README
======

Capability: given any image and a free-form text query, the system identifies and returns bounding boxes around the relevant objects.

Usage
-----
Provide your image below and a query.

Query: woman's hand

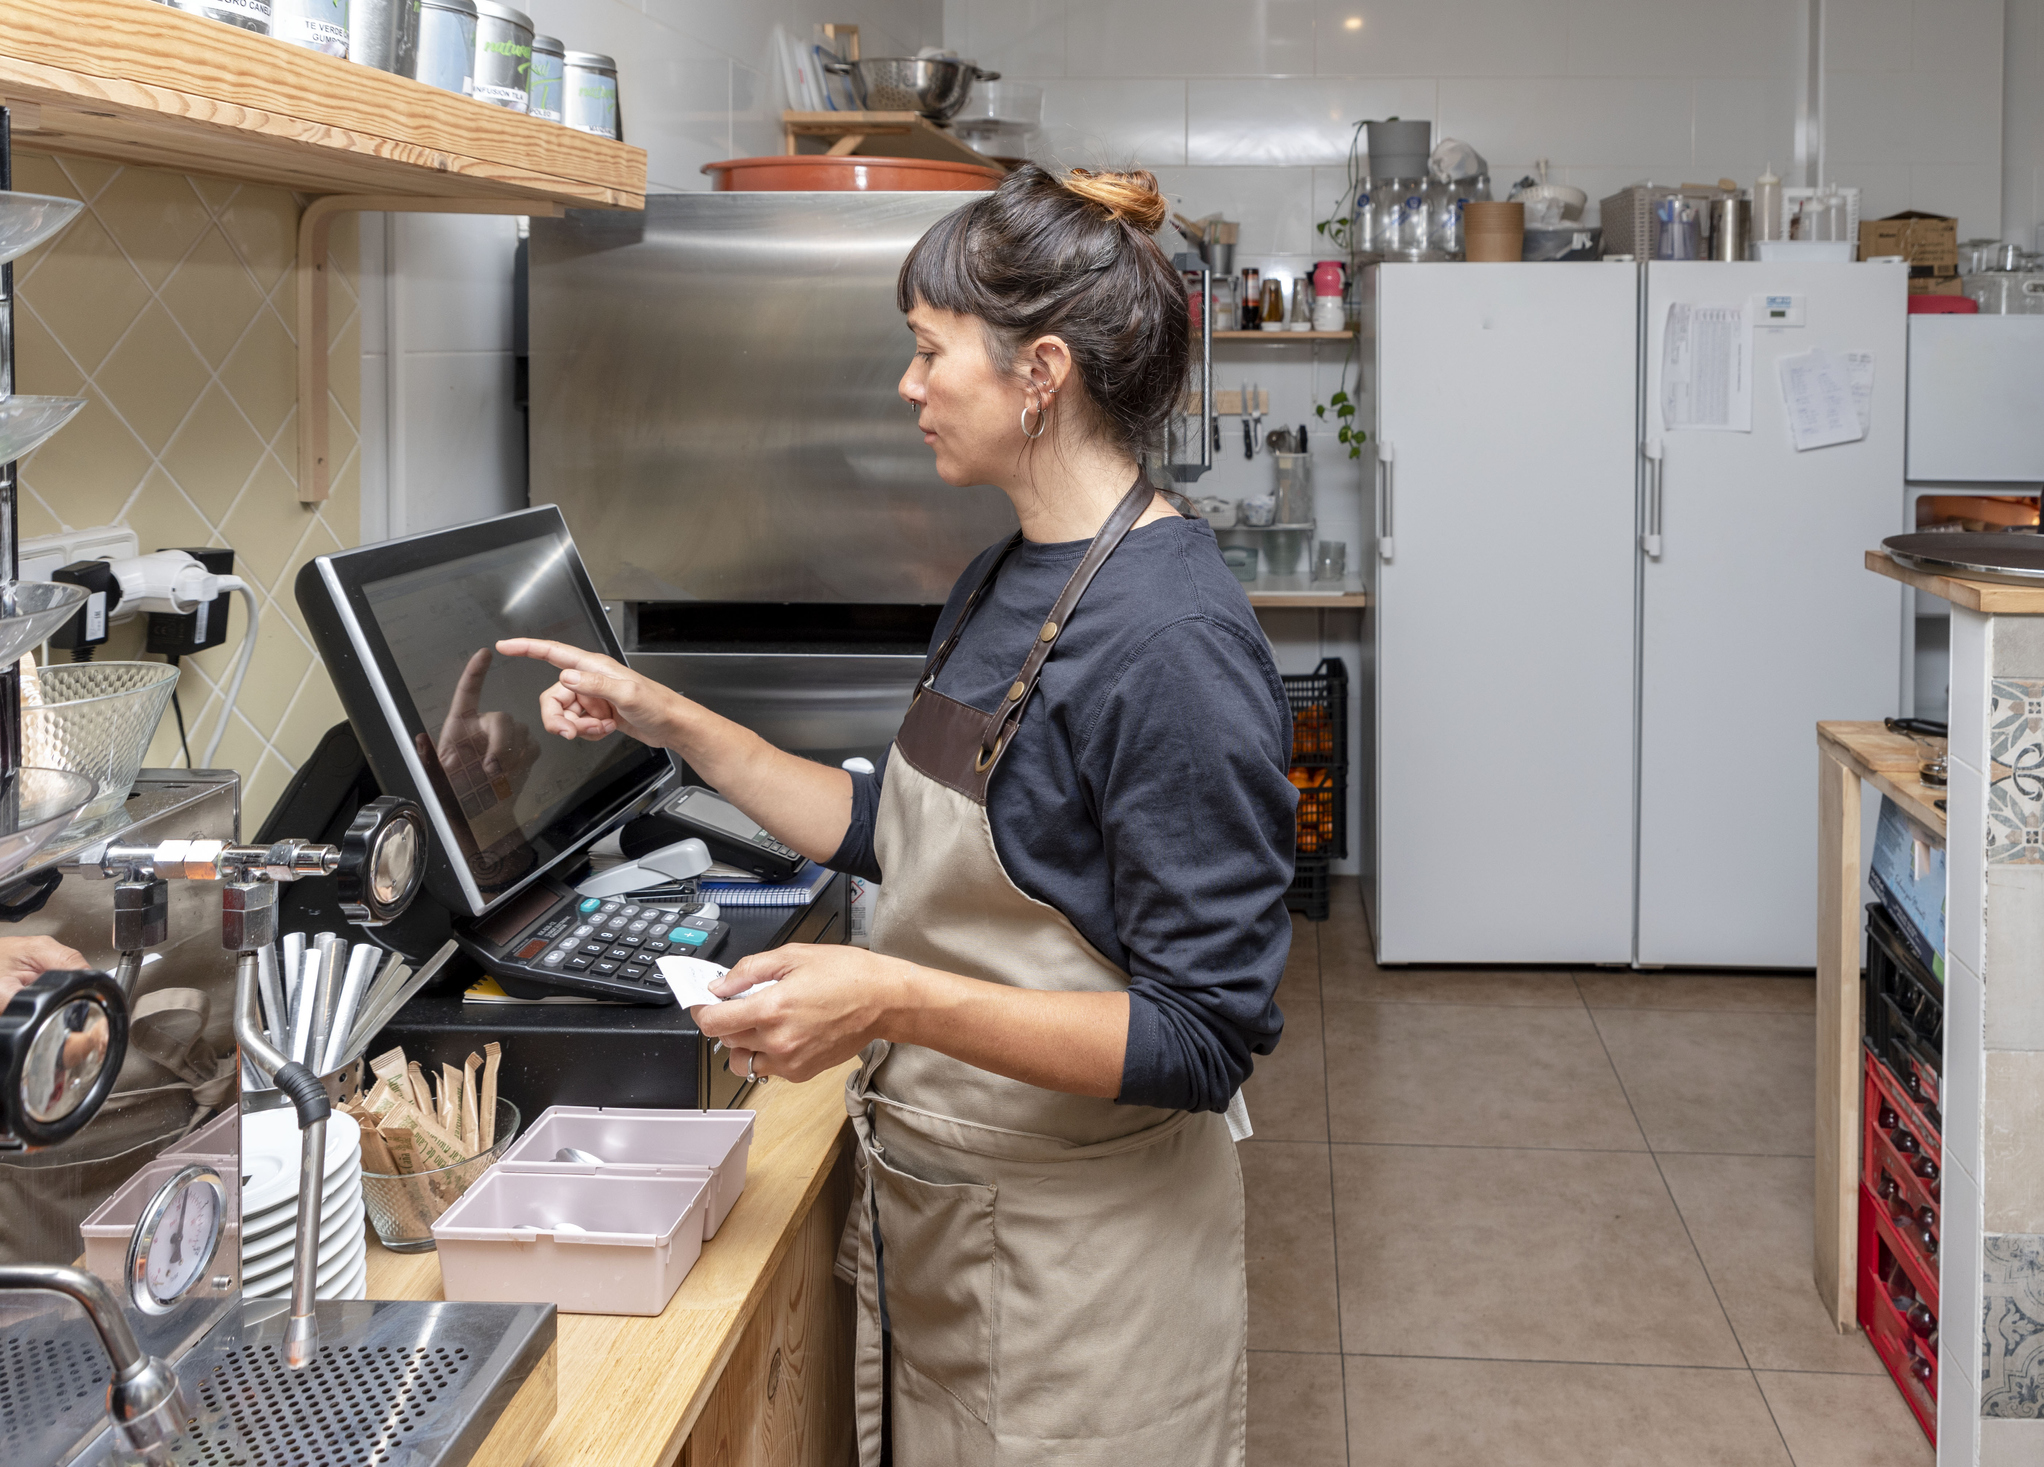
[694,944,908,1084]
[0,936,91,1008]
[493,638,687,749]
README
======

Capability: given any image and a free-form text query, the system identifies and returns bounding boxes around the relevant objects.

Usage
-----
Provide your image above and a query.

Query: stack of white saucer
[240,1107,367,1301]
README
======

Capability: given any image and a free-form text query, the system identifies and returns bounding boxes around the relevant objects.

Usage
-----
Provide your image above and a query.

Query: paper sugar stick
[440,1063,464,1140]
[406,1061,431,1115]
[461,1052,482,1155]
[479,1043,501,1151]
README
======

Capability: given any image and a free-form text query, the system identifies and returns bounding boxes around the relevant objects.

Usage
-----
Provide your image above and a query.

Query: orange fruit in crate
[1293,703,1334,760]
[1289,767,1336,853]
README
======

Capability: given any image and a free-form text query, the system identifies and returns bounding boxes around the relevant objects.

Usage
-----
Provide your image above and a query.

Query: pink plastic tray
[496,1107,754,1238]
[432,1168,711,1316]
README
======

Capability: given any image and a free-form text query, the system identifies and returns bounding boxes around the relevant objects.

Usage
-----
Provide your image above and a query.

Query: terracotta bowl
[701,156,1003,191]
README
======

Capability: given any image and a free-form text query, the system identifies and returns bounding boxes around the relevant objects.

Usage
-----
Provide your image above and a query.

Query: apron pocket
[871,1146,996,1425]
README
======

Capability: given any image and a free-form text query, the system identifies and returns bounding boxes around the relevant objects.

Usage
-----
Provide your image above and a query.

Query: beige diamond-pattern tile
[189,176,241,214]
[276,515,344,614]
[121,470,215,559]
[10,151,77,200]
[18,391,150,528]
[93,302,209,453]
[327,212,359,294]
[197,705,269,779]
[216,188,297,294]
[15,492,61,541]
[17,210,151,373]
[159,226,266,369]
[162,386,267,524]
[91,168,210,288]
[56,156,122,204]
[222,459,320,593]
[330,314,360,420]
[228,618,313,738]
[242,749,294,834]
[323,453,361,540]
[12,304,86,395]
[219,308,299,443]
[274,666,346,768]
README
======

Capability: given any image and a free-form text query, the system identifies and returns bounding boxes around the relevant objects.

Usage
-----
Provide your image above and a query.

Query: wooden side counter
[1813,721,1946,1331]
[366,1061,859,1467]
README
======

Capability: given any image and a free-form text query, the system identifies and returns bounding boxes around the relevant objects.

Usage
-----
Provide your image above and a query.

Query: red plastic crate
[1859,1185,1939,1445]
[1862,1052,1942,1288]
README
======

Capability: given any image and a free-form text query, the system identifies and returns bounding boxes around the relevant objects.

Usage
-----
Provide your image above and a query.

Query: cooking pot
[823,57,1000,121]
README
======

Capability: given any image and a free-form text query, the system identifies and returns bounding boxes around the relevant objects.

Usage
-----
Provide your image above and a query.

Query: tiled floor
[1241,881,1936,1466]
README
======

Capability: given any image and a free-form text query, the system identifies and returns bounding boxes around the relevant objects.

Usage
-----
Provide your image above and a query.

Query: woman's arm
[493,638,856,863]
[696,944,1129,1096]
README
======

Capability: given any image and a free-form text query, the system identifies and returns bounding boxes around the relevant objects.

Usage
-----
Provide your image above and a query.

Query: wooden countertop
[1816,720,1947,843]
[364,1060,858,1467]
[1865,548,2044,614]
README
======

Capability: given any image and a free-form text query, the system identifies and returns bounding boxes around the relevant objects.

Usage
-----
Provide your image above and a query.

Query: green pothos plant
[1310,118,1372,459]
[1313,338,1366,460]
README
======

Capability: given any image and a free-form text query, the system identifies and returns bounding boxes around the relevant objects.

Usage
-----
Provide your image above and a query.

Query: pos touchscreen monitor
[296,506,676,919]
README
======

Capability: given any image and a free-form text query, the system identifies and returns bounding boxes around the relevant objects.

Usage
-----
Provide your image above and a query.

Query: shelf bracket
[296,194,563,504]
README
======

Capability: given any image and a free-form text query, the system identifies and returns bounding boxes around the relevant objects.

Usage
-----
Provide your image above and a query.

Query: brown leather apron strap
[972,475,1163,773]
[917,530,1026,696]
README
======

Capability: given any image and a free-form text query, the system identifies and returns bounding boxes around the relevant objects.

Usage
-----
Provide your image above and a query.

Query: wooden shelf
[1247,590,1369,609]
[1865,548,2044,614]
[782,110,1005,171]
[0,0,646,207]
[1216,330,1353,341]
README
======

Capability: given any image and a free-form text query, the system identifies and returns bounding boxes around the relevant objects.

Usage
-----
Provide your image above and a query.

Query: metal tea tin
[272,0,349,55]
[471,1,535,113]
[348,0,420,75]
[562,51,620,140]
[166,0,271,35]
[415,0,478,95]
[527,34,566,122]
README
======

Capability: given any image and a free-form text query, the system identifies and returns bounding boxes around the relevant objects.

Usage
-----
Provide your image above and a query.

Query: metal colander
[22,662,182,829]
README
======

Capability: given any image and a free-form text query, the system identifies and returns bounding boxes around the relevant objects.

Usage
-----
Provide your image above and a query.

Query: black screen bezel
[305,506,674,919]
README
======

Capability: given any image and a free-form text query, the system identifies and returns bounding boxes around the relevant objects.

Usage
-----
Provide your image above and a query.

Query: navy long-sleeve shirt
[827,514,1294,1113]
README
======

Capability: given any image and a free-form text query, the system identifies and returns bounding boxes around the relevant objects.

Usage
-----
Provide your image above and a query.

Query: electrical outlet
[18,526,142,597]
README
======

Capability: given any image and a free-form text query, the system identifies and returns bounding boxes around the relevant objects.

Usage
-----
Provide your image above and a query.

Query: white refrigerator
[1362,260,1907,968]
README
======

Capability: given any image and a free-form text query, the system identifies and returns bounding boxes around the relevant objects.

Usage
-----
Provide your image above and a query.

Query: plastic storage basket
[496,1107,753,1238]
[1281,658,1349,918]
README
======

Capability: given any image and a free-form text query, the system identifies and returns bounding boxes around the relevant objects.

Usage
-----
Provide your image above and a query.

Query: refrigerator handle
[1641,438,1664,560]
[1376,441,1395,563]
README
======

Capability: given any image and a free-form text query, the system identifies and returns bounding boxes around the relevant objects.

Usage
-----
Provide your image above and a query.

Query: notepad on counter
[696,860,836,907]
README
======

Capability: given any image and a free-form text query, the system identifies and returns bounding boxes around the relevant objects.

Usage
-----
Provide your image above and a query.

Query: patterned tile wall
[10,151,359,832]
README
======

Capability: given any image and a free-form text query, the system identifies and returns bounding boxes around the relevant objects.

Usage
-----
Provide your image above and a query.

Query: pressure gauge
[127,1164,226,1315]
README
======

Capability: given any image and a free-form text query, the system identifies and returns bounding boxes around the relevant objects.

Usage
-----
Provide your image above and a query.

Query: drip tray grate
[176,1341,471,1466]
[1,1334,112,1460]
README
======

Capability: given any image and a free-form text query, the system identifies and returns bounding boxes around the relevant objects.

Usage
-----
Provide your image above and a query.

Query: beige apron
[840,480,1248,1466]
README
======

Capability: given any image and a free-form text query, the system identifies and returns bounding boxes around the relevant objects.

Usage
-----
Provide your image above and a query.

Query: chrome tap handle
[0,1263,187,1464]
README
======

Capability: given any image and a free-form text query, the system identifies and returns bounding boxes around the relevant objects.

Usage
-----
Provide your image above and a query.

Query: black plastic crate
[1865,902,1944,1114]
[1283,657,1349,769]
[1286,855,1332,920]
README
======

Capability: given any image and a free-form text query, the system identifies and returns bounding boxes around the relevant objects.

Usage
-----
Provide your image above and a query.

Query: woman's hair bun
[1062,168,1168,234]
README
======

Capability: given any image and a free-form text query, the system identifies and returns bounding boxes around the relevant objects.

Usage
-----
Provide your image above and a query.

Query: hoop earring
[1021,401,1049,439]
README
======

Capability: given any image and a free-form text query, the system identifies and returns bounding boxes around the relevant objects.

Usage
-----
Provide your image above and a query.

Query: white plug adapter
[111,550,221,615]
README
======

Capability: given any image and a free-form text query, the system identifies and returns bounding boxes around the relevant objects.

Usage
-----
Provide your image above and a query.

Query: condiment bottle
[1289,276,1313,330]
[1754,164,1782,241]
[1241,269,1262,328]
[1260,278,1285,332]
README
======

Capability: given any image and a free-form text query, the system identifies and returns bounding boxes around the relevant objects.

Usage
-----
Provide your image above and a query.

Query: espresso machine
[0,109,553,1467]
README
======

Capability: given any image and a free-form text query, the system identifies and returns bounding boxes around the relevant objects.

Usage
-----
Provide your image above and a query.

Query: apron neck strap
[919,530,1026,694]
[973,475,1160,774]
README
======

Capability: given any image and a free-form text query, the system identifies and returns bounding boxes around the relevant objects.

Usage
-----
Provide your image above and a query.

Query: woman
[499,165,1295,1465]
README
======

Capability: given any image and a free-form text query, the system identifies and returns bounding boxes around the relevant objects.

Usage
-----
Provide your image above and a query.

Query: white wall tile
[1562,0,1801,78]
[1827,0,1914,75]
[1953,606,1989,775]
[635,0,776,75]
[359,350,388,546]
[1982,1418,2044,1467]
[1949,754,1988,979]
[1312,0,1568,78]
[1949,949,1988,1189]
[1437,78,1695,169]
[1912,162,2005,243]
[1841,161,1914,224]
[399,353,527,536]
[1189,78,1437,167]
[2003,2,2044,246]
[730,63,782,162]
[1066,0,1314,79]
[1940,1147,1984,1414]
[393,214,519,354]
[1149,167,1318,253]
[950,0,1065,77]
[1036,79,1188,167]
[1692,75,1799,178]
[357,214,388,356]
[1829,74,2001,166]
[1912,0,2008,78]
